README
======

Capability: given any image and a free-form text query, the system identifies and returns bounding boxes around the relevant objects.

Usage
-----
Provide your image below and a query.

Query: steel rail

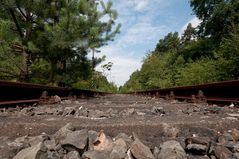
[131,80,239,103]
[1,80,239,106]
[0,80,103,106]
[0,99,39,105]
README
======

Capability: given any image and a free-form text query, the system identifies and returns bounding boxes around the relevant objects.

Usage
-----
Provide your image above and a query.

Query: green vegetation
[0,0,120,92]
[121,0,239,92]
[1,0,238,93]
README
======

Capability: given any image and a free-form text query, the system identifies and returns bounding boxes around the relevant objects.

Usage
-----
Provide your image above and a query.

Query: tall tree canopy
[190,0,239,41]
[0,0,120,91]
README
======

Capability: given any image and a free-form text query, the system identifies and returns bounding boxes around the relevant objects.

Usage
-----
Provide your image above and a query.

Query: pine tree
[181,23,196,45]
[0,0,120,85]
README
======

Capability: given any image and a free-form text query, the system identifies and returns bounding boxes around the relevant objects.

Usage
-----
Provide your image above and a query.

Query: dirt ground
[1,94,239,148]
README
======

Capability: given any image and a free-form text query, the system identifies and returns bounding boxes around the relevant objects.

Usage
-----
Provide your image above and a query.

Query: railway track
[0,81,239,158]
[0,80,238,106]
[0,80,101,106]
[131,80,239,104]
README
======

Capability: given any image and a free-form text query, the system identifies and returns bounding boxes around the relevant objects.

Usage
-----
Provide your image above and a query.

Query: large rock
[9,135,30,148]
[232,129,239,141]
[205,106,222,114]
[54,123,75,144]
[115,133,133,149]
[63,151,81,159]
[185,137,209,146]
[234,153,239,159]
[186,144,208,154]
[63,107,76,116]
[61,129,88,153]
[75,107,88,117]
[88,130,98,150]
[158,140,187,159]
[35,106,61,115]
[233,143,239,153]
[88,110,107,118]
[82,150,110,159]
[125,149,134,159]
[34,107,47,116]
[61,100,72,105]
[185,137,209,155]
[19,107,34,116]
[187,155,210,159]
[153,147,160,158]
[28,133,49,146]
[127,108,135,115]
[52,95,61,104]
[110,138,127,159]
[212,145,233,159]
[105,108,118,117]
[47,151,62,159]
[55,144,67,158]
[45,107,57,115]
[120,108,135,116]
[130,138,154,159]
[93,130,113,151]
[0,146,18,159]
[210,155,217,159]
[13,142,47,159]
[151,106,165,115]
[224,141,235,151]
[53,107,63,115]
[218,133,234,145]
[162,123,179,138]
[44,139,56,151]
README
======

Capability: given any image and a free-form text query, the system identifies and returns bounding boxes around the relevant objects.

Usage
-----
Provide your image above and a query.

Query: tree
[179,38,216,61]
[31,0,120,82]
[181,23,196,45]
[0,0,120,87]
[176,58,219,86]
[190,0,239,41]
[0,0,57,81]
[217,28,239,79]
[0,19,23,80]
[155,32,180,53]
[121,70,143,92]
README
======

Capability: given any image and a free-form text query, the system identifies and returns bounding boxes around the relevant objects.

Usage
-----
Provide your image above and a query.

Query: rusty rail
[1,80,239,106]
[132,80,239,103]
[0,80,101,106]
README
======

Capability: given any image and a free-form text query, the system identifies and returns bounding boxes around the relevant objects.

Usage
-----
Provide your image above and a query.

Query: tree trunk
[49,61,56,82]
[17,52,30,82]
[92,48,95,71]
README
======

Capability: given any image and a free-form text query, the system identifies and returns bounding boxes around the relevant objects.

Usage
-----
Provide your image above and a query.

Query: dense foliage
[0,0,120,92]
[121,0,239,92]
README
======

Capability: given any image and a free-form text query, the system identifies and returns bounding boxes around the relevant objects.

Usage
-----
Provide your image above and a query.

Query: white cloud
[130,0,170,12]
[120,22,168,45]
[134,0,149,11]
[102,57,141,86]
[96,46,142,86]
[116,0,149,12]
[114,0,171,25]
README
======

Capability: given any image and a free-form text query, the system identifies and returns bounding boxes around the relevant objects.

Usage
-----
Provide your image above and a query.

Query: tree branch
[9,8,24,38]
[17,7,27,21]
[0,68,18,77]
[0,43,24,72]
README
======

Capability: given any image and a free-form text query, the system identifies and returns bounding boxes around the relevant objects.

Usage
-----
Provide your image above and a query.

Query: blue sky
[96,0,201,86]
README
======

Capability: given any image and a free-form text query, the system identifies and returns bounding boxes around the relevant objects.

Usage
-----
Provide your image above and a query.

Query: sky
[96,0,201,87]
